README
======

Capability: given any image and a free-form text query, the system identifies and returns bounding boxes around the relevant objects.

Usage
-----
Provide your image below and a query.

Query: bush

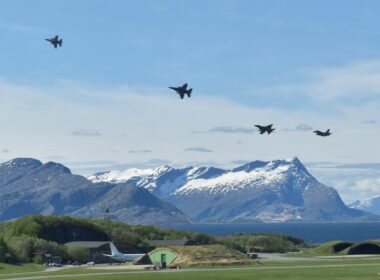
[6,236,65,263]
[0,239,9,262]
[66,246,91,263]
[218,233,307,253]
[33,255,44,264]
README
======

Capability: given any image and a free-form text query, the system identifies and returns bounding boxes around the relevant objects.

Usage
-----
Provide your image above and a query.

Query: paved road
[260,253,380,262]
[259,253,317,262]
[3,263,380,280]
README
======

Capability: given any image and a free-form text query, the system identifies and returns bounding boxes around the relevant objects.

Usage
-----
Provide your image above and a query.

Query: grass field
[0,258,380,280]
[6,264,380,280]
[45,267,380,280]
[0,263,42,275]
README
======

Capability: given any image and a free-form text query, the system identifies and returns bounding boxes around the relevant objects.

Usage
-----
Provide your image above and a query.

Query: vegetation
[288,240,380,257]
[66,246,91,263]
[7,236,65,263]
[0,215,308,264]
[217,232,308,253]
[169,245,254,267]
[311,241,351,255]
[0,239,10,263]
[0,263,43,275]
[0,215,107,243]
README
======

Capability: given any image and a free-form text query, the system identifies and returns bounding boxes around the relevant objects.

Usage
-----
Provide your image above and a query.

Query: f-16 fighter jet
[313,129,332,137]
[169,83,192,99]
[45,35,63,48]
[255,124,275,135]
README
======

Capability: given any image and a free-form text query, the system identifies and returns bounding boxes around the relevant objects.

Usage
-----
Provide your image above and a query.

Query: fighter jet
[45,35,63,48]
[255,124,275,135]
[169,83,192,99]
[313,129,332,137]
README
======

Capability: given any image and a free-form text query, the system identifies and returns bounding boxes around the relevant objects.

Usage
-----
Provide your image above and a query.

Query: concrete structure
[148,248,178,268]
[138,245,253,268]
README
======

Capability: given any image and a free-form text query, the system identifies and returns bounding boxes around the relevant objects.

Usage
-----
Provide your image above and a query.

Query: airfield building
[65,241,111,263]
[138,245,253,268]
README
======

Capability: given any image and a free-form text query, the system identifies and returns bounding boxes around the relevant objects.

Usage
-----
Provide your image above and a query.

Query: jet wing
[255,126,265,134]
[182,83,188,90]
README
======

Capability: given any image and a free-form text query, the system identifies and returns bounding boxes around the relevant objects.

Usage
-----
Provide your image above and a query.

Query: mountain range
[0,157,377,224]
[0,158,190,225]
[89,157,378,223]
[349,196,380,215]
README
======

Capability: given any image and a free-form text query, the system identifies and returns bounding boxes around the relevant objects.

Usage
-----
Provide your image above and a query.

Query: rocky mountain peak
[42,162,71,174]
[1,158,42,168]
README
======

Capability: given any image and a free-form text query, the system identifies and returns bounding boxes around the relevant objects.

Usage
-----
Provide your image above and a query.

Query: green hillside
[0,215,307,264]
[218,232,307,253]
[312,241,353,255]
[170,245,254,267]
[297,240,380,256]
[0,215,215,263]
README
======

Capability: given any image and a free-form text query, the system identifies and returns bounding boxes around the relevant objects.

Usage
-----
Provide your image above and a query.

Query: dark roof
[64,241,110,249]
[149,240,195,247]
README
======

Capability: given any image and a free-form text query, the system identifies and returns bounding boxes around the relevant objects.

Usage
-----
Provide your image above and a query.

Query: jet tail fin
[110,242,121,255]
[186,88,192,97]
[58,39,63,47]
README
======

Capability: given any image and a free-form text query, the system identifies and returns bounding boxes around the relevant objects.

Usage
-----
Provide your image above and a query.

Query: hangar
[138,245,253,268]
[65,241,111,263]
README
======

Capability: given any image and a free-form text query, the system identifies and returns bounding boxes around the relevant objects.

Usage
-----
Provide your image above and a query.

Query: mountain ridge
[349,196,380,215]
[89,157,378,223]
[0,158,191,225]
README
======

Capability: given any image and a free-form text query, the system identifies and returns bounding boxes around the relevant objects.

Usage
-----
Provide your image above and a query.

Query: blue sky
[1,0,380,202]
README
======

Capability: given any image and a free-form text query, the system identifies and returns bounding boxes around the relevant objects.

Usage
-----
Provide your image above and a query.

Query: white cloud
[208,126,256,134]
[308,60,380,100]
[185,147,214,153]
[1,74,380,204]
[71,129,102,136]
[0,22,46,34]
[308,163,380,204]
[128,150,153,154]
[362,120,377,124]
[352,178,380,194]
[262,60,380,109]
[296,123,313,131]
[282,124,313,132]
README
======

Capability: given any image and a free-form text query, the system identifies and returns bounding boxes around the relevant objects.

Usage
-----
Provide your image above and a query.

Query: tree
[0,238,9,262]
[66,246,91,263]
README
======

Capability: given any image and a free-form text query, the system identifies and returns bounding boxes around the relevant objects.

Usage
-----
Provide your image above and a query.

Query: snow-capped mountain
[89,165,226,198]
[89,157,378,222]
[349,196,380,215]
[0,158,191,225]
